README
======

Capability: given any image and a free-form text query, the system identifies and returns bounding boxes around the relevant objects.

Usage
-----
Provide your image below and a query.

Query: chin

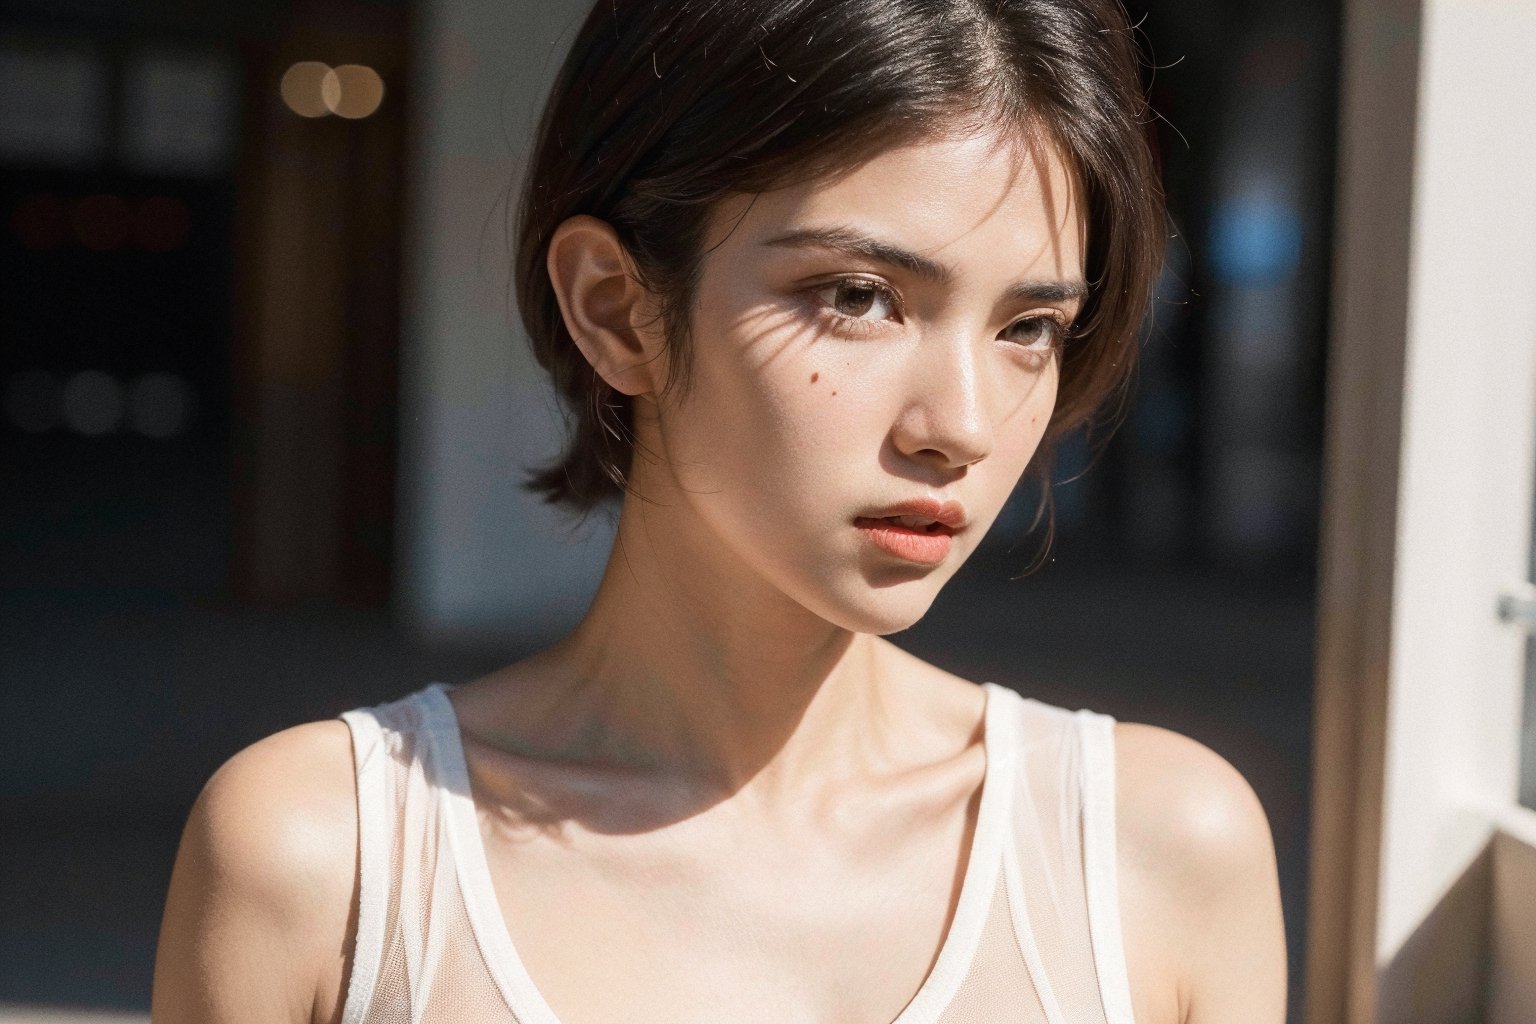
[804,573,949,636]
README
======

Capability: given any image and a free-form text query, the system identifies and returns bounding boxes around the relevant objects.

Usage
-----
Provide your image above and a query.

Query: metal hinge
[1498,582,1536,634]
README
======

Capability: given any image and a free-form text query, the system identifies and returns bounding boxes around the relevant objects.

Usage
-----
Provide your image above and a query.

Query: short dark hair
[514,0,1166,514]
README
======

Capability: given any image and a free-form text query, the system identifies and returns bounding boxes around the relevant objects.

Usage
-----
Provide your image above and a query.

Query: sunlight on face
[630,126,1088,635]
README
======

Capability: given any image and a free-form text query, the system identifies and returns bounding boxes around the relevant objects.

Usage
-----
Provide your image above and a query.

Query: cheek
[656,337,835,499]
[748,364,863,480]
[993,362,1061,470]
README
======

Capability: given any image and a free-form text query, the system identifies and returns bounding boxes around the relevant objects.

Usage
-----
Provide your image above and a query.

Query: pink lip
[857,497,968,529]
[852,497,966,566]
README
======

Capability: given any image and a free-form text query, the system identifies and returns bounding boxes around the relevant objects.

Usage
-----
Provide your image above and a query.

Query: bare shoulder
[153,719,360,1024]
[1112,722,1274,881]
[1111,722,1287,1024]
[186,719,360,929]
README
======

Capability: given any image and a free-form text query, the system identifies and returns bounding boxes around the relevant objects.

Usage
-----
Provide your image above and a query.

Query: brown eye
[814,279,898,322]
[834,282,879,317]
[1004,315,1068,350]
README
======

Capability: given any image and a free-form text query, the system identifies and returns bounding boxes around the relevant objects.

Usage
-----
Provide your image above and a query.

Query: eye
[811,278,901,325]
[1003,314,1072,352]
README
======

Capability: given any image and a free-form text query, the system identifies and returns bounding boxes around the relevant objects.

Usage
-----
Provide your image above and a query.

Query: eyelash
[807,276,1076,351]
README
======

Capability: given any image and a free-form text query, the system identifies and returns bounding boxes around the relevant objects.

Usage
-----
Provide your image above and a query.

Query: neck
[528,487,910,804]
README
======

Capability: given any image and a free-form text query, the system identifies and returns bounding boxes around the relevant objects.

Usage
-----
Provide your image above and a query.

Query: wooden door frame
[230,0,408,607]
[1306,0,1420,1013]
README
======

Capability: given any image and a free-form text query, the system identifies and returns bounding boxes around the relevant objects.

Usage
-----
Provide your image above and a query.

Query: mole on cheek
[810,372,819,383]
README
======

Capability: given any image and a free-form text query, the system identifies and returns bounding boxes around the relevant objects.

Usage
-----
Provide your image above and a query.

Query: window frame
[1308,0,1536,1020]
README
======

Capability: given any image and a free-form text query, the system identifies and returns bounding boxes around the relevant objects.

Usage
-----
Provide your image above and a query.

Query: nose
[889,333,993,471]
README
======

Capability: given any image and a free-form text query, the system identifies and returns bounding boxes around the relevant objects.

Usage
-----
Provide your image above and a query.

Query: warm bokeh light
[3,370,61,433]
[72,194,131,251]
[127,371,195,438]
[133,196,193,252]
[61,370,125,435]
[280,61,332,118]
[322,64,385,119]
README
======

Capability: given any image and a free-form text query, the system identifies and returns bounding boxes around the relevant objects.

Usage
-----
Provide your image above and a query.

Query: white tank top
[336,681,1137,1024]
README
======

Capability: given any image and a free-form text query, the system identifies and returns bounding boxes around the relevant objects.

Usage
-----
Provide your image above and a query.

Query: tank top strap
[337,684,521,1024]
[994,693,1136,1024]
[1074,708,1137,1024]
[338,701,390,1024]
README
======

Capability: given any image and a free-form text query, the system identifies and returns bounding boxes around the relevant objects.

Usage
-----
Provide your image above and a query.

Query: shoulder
[1110,722,1287,1024]
[191,719,360,906]
[1111,722,1274,882]
[153,719,360,1024]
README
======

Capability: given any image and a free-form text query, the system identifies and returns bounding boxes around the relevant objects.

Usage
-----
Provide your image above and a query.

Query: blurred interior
[0,0,1338,1018]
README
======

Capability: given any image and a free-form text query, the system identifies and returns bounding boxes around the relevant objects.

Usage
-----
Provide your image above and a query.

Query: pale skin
[153,124,1287,1023]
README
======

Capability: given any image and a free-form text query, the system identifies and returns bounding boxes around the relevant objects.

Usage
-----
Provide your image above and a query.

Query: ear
[545,214,667,397]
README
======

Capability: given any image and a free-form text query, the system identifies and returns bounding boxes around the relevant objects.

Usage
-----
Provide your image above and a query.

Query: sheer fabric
[337,682,1135,1024]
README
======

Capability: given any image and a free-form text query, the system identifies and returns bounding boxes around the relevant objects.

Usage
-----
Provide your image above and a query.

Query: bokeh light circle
[62,371,126,436]
[322,64,385,119]
[11,195,68,251]
[281,62,333,118]
[134,197,193,253]
[3,370,62,433]
[1208,194,1304,287]
[73,195,132,252]
[128,372,196,438]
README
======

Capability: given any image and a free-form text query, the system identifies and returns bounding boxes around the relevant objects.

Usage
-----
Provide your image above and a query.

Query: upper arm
[1113,722,1287,1024]
[152,719,360,1024]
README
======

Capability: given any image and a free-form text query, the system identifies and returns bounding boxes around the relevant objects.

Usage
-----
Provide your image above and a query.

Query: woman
[153,1,1287,1021]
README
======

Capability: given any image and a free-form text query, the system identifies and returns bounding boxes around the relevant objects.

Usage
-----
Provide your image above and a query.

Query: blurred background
[0,0,1335,1019]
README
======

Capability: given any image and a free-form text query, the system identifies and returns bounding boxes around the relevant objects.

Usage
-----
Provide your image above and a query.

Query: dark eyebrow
[763,226,950,284]
[760,226,1089,304]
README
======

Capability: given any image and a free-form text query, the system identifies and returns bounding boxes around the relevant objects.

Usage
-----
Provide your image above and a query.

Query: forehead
[713,128,1086,273]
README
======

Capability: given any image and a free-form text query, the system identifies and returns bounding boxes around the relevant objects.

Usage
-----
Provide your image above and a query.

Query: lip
[854,497,968,530]
[852,497,967,566]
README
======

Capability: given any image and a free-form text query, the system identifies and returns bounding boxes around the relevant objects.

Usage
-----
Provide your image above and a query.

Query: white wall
[1376,0,1536,971]
[397,0,613,643]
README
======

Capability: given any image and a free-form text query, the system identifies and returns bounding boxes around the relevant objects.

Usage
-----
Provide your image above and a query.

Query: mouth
[853,516,956,565]
[852,515,955,535]
[872,515,952,534]
[851,496,967,565]
[857,496,968,531]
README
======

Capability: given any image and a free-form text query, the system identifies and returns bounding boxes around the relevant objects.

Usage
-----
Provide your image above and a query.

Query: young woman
[154,1,1287,1022]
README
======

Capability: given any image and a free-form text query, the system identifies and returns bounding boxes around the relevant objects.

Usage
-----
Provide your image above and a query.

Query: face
[628,126,1087,635]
